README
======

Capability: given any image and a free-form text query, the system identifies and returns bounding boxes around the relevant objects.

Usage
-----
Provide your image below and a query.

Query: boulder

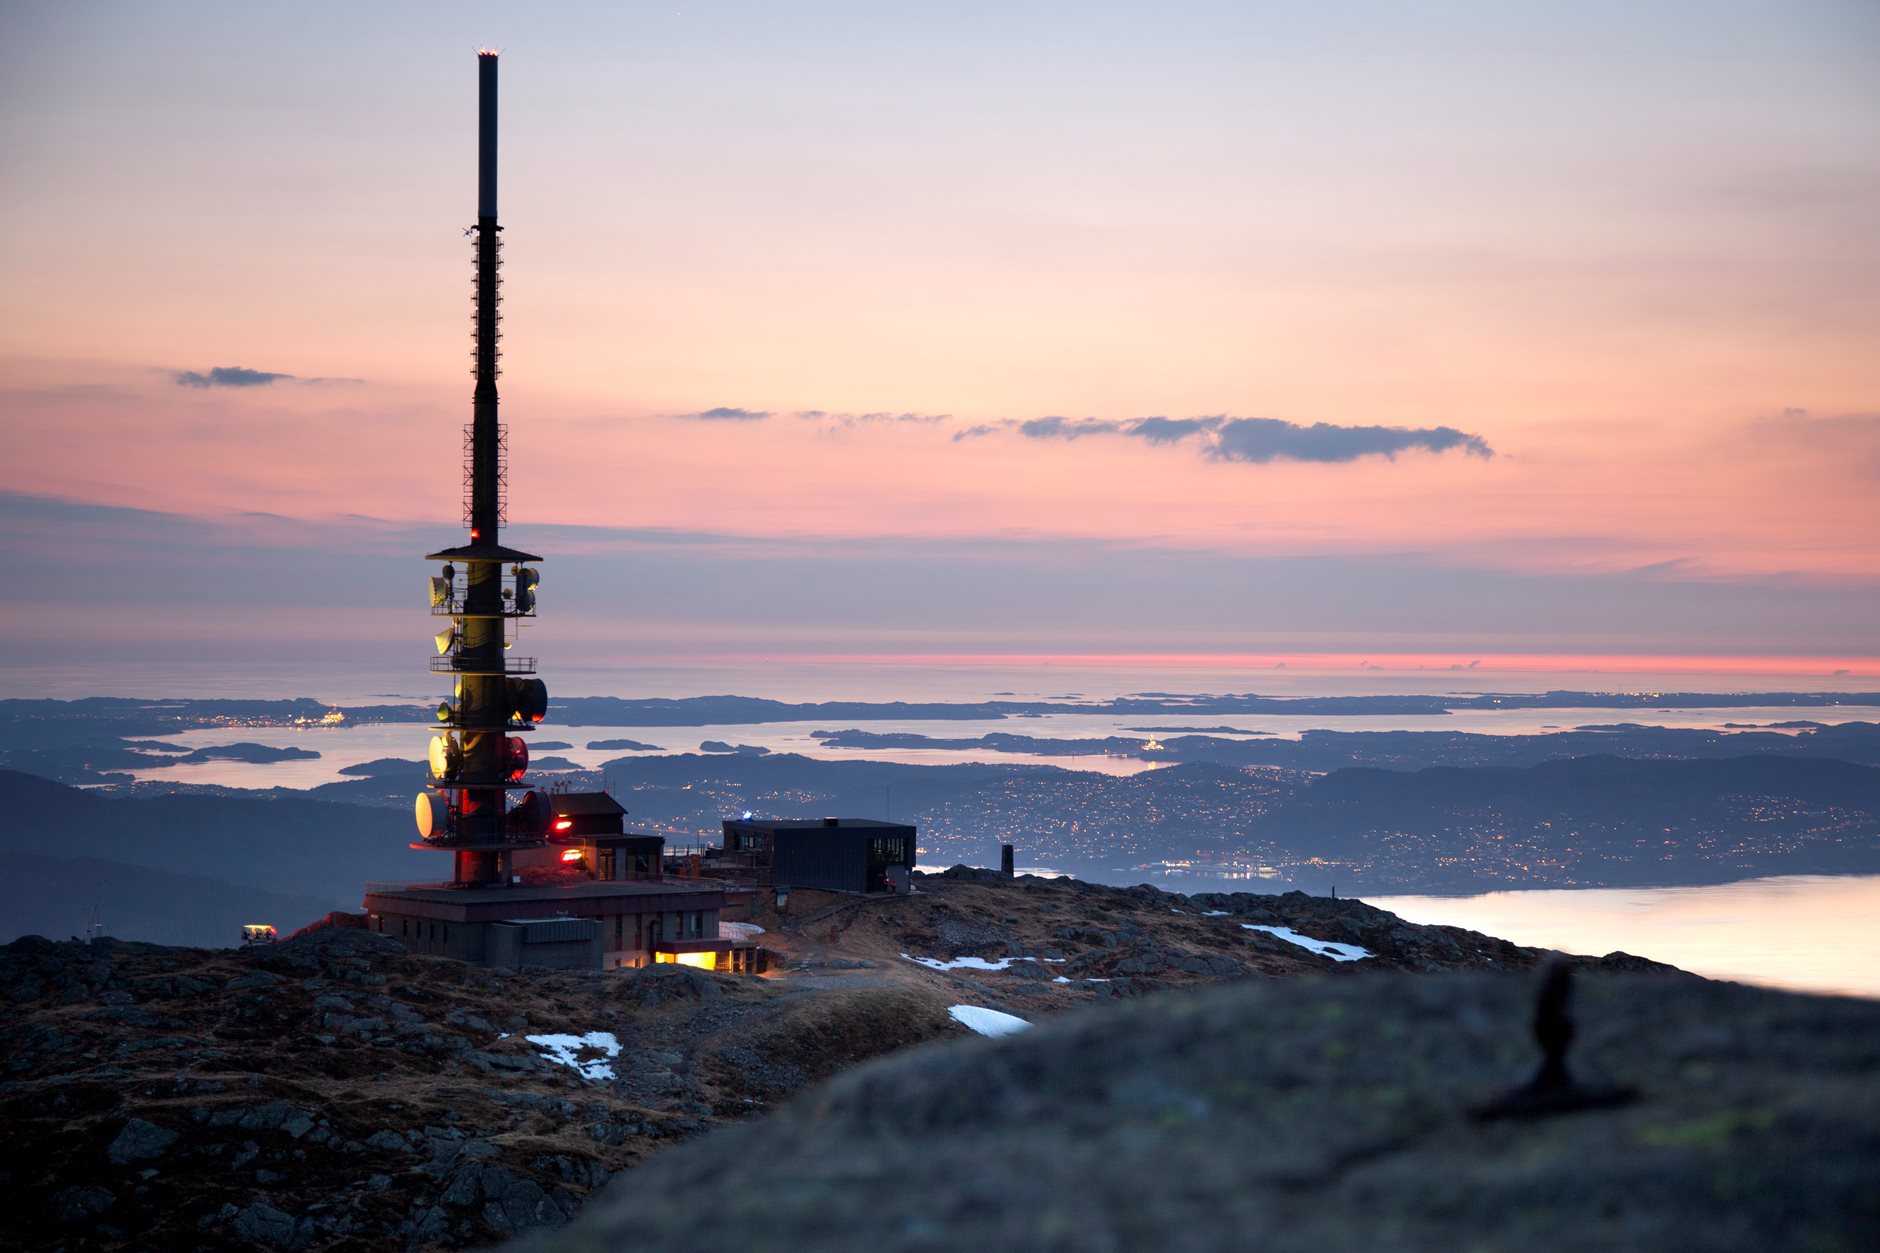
[106,1117,179,1165]
[524,973,1880,1253]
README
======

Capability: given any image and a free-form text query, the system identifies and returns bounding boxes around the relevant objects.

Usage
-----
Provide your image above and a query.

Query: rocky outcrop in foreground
[0,928,956,1251]
[0,873,1691,1251]
[529,972,1880,1253]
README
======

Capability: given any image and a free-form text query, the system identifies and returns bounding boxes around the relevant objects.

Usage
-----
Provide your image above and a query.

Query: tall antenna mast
[417,50,551,888]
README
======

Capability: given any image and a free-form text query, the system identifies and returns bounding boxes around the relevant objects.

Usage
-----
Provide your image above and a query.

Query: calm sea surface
[1368,875,1880,1000]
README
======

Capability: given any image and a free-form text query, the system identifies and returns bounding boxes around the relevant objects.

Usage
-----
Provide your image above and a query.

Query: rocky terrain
[3,870,1676,1251]
[529,969,1880,1253]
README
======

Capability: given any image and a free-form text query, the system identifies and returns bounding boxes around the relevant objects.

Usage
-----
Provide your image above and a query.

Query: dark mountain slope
[0,771,432,903]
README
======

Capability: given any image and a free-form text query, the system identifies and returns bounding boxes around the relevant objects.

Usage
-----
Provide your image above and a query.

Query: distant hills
[1266,753,1880,892]
[0,771,432,945]
[810,720,1880,771]
[194,748,1880,895]
[0,853,345,948]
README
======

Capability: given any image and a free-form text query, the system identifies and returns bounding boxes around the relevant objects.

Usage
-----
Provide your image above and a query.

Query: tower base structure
[362,879,738,971]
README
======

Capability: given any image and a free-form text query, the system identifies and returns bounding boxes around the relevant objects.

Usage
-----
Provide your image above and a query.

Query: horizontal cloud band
[173,366,294,388]
[678,405,773,421]
[958,414,1493,463]
[171,366,357,389]
[675,406,948,425]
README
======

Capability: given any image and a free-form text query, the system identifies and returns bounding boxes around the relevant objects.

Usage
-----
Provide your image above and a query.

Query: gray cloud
[1019,416,1123,440]
[170,366,361,389]
[680,406,772,421]
[1130,416,1218,444]
[957,413,1494,463]
[173,366,295,388]
[798,410,951,427]
[952,423,1002,441]
[1208,417,1493,463]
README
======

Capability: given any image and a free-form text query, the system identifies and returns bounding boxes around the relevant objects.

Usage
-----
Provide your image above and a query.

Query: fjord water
[1369,874,1880,999]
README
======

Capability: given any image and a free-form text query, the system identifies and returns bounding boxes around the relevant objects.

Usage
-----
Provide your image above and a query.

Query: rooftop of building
[550,831,663,848]
[550,792,628,817]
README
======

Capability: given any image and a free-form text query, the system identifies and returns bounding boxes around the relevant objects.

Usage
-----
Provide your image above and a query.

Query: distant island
[120,741,321,767]
[586,738,662,752]
[1124,725,1272,735]
[810,721,1880,772]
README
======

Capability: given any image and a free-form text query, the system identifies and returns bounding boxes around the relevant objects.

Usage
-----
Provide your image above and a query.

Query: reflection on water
[1369,875,1880,1000]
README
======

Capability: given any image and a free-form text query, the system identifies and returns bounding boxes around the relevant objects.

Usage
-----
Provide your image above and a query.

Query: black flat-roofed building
[721,816,916,894]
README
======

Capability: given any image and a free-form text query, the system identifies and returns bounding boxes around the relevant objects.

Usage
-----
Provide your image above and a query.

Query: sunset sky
[2,2,1876,683]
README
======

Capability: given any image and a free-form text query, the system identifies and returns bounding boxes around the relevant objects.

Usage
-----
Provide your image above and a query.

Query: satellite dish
[429,576,454,608]
[434,701,453,724]
[504,735,529,781]
[429,733,461,779]
[508,788,550,837]
[507,677,548,723]
[434,626,458,656]
[414,791,452,838]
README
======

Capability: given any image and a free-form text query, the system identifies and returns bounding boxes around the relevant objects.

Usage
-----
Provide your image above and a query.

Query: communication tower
[417,51,551,887]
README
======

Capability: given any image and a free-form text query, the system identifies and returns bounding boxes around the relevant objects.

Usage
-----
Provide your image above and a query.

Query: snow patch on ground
[948,1005,1033,1037]
[719,922,765,941]
[525,1031,622,1080]
[902,953,1065,971]
[1202,910,1232,917]
[904,954,1020,971]
[1241,925,1373,962]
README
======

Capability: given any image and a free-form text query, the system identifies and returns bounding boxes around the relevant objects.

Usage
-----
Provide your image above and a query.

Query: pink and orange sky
[2,3,1877,685]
